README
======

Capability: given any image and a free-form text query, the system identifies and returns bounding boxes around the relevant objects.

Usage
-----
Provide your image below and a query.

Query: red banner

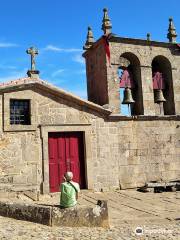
[102,35,110,64]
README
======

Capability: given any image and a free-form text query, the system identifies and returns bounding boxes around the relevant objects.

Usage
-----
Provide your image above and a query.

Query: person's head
[64,171,73,182]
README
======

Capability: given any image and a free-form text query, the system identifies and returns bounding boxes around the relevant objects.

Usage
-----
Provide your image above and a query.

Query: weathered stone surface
[0,200,109,227]
[52,200,109,227]
[24,190,40,201]
[0,201,51,225]
[0,89,179,193]
[0,190,180,239]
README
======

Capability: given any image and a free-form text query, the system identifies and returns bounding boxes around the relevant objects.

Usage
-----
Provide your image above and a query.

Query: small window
[10,99,31,125]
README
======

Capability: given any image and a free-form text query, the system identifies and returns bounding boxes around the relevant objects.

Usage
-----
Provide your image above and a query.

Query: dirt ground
[0,190,179,239]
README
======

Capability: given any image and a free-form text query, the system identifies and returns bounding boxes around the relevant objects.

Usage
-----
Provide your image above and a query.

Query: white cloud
[44,45,82,53]
[48,79,66,85]
[0,64,17,70]
[72,54,85,65]
[70,89,87,99]
[0,42,18,48]
[52,69,65,77]
[0,69,27,83]
[75,69,86,74]
[51,68,85,78]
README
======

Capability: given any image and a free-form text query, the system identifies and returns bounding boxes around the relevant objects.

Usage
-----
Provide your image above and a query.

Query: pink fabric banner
[102,35,110,64]
[152,71,165,89]
[119,69,135,88]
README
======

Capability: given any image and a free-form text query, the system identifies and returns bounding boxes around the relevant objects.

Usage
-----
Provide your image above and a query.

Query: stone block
[164,162,171,171]
[118,154,128,166]
[166,162,180,171]
[175,140,180,148]
[52,200,109,227]
[162,147,175,155]
[0,201,51,225]
[161,171,177,181]
[97,176,107,183]
[120,182,137,189]
[136,149,149,156]
[0,176,13,184]
[119,166,135,183]
[108,127,117,134]
[150,155,163,163]
[129,149,138,157]
[145,171,162,182]
[0,200,109,228]
[27,168,37,184]
[24,190,40,201]
[0,192,9,198]
[13,175,27,184]
[127,156,140,165]
[151,148,162,156]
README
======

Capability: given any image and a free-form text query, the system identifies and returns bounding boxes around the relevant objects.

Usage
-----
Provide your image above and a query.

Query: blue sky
[0,0,179,100]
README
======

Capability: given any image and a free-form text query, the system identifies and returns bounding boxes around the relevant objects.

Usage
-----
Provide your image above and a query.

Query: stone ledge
[108,114,180,121]
[0,201,51,225]
[0,200,109,228]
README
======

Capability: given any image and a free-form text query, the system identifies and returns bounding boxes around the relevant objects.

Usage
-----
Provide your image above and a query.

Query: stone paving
[0,190,179,239]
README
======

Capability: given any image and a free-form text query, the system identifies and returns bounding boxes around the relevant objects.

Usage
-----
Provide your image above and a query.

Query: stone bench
[0,200,109,227]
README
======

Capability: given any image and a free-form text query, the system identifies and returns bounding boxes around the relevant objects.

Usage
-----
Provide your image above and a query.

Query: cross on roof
[26,46,39,71]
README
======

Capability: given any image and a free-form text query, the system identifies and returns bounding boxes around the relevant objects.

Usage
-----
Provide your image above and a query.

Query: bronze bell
[154,89,166,103]
[122,87,135,105]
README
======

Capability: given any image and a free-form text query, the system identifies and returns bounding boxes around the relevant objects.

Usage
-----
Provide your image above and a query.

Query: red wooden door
[48,132,86,192]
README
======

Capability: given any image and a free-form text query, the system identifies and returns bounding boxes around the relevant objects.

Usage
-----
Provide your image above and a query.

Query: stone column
[140,65,155,115]
[172,67,180,115]
[107,65,121,113]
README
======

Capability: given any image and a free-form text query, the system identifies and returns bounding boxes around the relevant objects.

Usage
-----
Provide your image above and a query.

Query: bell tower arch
[152,55,175,115]
[119,52,144,115]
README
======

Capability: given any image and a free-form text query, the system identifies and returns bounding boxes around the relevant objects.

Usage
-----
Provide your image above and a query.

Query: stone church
[0,9,179,195]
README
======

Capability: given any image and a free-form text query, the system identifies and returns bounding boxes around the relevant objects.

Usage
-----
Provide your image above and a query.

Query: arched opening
[152,56,175,115]
[119,52,144,115]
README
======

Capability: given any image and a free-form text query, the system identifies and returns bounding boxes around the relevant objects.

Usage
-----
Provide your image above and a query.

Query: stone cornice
[108,114,180,121]
[108,36,178,49]
[82,35,179,58]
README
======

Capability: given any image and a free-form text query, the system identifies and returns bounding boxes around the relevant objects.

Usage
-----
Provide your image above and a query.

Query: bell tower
[83,8,121,113]
[83,9,180,116]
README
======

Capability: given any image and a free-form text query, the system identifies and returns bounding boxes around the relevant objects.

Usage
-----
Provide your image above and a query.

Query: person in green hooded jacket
[60,171,80,208]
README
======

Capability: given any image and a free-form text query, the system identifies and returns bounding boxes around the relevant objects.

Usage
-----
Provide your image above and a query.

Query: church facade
[0,9,180,195]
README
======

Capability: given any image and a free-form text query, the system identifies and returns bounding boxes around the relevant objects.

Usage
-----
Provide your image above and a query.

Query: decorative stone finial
[147,33,151,41]
[83,26,95,50]
[26,46,40,78]
[101,8,112,35]
[167,17,177,43]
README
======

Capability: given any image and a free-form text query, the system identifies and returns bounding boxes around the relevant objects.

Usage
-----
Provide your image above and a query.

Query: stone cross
[26,47,39,71]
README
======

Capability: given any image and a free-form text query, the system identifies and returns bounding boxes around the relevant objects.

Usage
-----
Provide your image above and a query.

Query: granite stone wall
[0,88,179,193]
[117,119,180,189]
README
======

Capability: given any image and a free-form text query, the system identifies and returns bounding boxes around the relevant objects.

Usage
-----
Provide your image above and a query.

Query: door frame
[48,131,86,192]
[40,124,93,194]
